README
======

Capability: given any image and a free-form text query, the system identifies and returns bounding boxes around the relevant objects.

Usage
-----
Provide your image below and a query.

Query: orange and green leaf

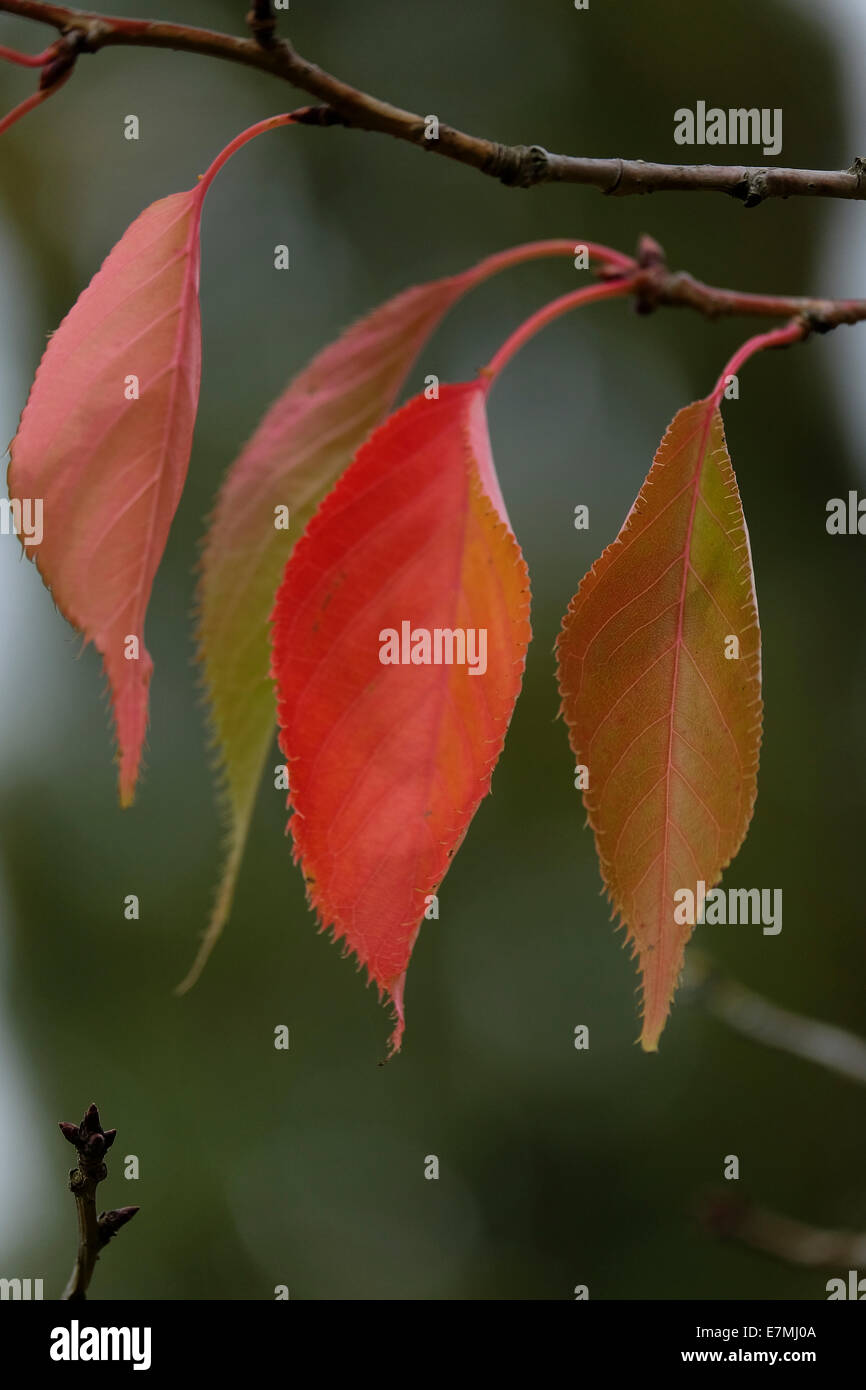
[556,398,762,1050]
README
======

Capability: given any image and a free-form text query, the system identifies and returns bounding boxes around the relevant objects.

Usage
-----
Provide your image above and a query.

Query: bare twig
[59,1103,139,1301]
[685,951,866,1084]
[702,1193,866,1270]
[1,1,865,205]
[688,958,866,1273]
[562,237,866,338]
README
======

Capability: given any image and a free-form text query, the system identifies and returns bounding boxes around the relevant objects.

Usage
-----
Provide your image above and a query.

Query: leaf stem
[0,75,63,134]
[473,240,635,278]
[710,319,806,404]
[194,109,295,198]
[481,274,640,386]
[0,40,55,63]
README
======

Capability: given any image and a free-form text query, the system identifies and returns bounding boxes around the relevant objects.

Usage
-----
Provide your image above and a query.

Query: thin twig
[59,1103,139,1301]
[685,951,866,1085]
[687,957,866,1271]
[1,0,865,204]
[702,1193,866,1270]
[580,237,866,335]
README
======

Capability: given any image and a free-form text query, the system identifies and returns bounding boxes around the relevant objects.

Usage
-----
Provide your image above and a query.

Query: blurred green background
[1,0,864,1300]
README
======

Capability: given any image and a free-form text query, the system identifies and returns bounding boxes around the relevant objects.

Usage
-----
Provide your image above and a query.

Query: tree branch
[59,1103,139,1301]
[685,951,866,1084]
[702,1193,866,1270]
[589,237,866,337]
[1,0,865,205]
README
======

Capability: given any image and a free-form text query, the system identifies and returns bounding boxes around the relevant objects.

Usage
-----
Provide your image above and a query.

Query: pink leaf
[8,113,294,803]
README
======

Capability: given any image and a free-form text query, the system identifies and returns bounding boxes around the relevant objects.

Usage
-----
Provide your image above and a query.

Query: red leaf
[270,383,531,1051]
[186,239,589,988]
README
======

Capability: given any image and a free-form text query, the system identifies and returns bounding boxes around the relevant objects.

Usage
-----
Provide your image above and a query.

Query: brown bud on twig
[59,1104,112,1168]
[59,1103,140,1298]
[97,1206,140,1246]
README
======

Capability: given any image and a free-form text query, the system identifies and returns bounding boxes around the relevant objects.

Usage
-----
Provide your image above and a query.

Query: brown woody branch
[59,1103,138,1301]
[620,237,866,335]
[4,10,866,335]
[1,0,865,206]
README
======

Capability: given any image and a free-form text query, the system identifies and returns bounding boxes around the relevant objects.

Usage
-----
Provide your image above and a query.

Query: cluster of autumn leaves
[7,115,765,1051]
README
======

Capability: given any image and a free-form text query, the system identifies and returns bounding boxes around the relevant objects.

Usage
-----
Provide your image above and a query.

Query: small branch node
[801,308,831,335]
[246,2,278,49]
[742,168,769,209]
[61,18,108,54]
[488,142,549,188]
[605,157,625,196]
[637,234,666,270]
[291,103,345,128]
[847,155,866,190]
[97,1206,140,1247]
[632,238,669,316]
